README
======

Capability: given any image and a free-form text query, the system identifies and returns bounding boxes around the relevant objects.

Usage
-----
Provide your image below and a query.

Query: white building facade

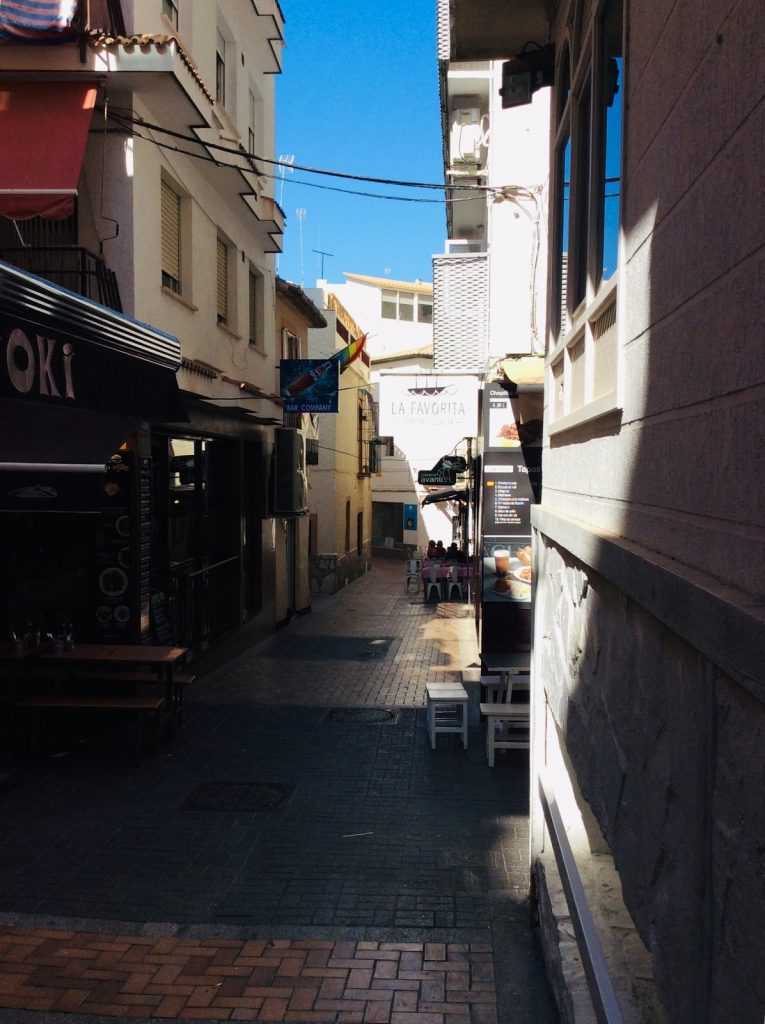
[0,0,309,652]
[434,58,550,372]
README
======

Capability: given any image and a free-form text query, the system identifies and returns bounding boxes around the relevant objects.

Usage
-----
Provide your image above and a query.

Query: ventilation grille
[436,0,451,61]
[432,252,489,371]
[591,299,617,339]
[560,252,570,336]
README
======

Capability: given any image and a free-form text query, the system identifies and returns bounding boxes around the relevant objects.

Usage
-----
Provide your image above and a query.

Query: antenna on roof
[313,248,335,278]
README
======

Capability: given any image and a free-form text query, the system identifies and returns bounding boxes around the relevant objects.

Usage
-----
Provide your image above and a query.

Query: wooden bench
[49,668,196,722]
[16,695,166,756]
[480,702,530,767]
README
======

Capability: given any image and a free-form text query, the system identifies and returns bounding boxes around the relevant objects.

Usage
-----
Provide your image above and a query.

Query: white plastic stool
[405,558,422,593]
[426,682,469,750]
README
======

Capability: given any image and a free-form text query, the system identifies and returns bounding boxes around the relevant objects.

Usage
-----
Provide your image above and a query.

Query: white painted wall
[486,74,550,357]
[318,277,433,361]
[375,372,479,550]
[441,62,550,361]
[120,1,281,413]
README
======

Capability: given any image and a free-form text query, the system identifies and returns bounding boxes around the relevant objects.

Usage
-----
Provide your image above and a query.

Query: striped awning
[0,1,78,42]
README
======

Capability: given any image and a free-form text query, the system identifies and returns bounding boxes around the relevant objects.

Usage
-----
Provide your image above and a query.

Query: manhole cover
[326,708,398,725]
[183,781,294,812]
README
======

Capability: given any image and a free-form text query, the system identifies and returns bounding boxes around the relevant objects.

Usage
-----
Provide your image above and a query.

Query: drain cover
[183,782,294,812]
[327,708,398,725]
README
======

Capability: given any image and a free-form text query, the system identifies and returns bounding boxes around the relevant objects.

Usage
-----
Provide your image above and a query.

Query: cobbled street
[0,561,556,1023]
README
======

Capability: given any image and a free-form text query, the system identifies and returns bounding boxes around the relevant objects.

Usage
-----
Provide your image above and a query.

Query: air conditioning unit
[450,98,481,165]
[274,428,307,515]
[445,239,486,255]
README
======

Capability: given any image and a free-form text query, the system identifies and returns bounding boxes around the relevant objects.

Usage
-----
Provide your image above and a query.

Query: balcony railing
[0,246,122,312]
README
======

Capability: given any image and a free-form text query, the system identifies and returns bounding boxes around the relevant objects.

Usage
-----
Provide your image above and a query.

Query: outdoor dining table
[481,650,531,700]
[37,644,189,713]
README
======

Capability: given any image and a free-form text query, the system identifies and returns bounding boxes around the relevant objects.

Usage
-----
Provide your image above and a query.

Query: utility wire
[106,108,517,194]
[111,115,492,206]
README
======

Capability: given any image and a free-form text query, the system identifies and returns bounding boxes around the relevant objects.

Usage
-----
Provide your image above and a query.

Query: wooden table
[11,645,189,756]
[481,650,530,700]
[38,644,189,717]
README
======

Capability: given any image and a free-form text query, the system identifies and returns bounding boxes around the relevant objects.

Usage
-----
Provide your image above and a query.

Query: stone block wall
[532,530,765,1024]
[310,552,370,595]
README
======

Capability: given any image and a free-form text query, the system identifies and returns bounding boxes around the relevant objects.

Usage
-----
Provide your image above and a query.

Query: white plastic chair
[405,558,422,593]
[446,566,464,601]
[424,566,442,603]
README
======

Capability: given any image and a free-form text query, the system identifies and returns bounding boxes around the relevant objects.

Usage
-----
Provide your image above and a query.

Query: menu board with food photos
[481,452,534,605]
[478,383,543,653]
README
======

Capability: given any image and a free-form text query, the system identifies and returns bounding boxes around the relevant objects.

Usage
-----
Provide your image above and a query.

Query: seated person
[426,540,437,560]
[434,541,446,559]
[446,543,460,562]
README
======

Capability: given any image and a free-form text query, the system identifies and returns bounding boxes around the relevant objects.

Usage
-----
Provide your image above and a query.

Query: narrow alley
[0,562,556,1023]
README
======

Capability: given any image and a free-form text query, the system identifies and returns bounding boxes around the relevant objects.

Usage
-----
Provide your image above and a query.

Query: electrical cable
[112,117,492,205]
[105,107,520,194]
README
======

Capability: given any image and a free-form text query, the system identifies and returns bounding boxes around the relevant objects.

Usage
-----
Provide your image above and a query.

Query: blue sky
[275,0,445,288]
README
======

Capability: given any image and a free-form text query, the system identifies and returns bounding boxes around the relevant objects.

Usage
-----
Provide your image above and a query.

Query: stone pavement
[0,561,557,1023]
[200,561,478,707]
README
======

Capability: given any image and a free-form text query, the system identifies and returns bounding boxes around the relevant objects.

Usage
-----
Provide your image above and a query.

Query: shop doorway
[152,435,241,650]
[285,518,296,616]
[372,501,403,552]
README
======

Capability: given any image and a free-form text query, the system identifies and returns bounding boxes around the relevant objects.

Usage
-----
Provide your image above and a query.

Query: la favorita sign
[378,375,479,438]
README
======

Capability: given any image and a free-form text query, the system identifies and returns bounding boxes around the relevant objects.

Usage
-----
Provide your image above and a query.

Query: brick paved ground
[0,562,557,1023]
[0,932,498,1021]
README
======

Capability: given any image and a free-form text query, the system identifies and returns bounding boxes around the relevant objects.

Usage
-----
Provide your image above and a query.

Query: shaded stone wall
[533,530,765,1024]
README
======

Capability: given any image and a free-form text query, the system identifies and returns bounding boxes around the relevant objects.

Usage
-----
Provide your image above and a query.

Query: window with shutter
[161,179,181,294]
[248,90,256,155]
[249,269,259,346]
[216,30,226,107]
[216,237,228,324]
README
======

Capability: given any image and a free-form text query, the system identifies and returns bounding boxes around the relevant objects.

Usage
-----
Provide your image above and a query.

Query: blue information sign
[280,359,339,413]
[403,503,418,532]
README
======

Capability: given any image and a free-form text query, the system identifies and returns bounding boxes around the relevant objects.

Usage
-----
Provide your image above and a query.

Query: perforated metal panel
[432,252,489,371]
[436,0,451,60]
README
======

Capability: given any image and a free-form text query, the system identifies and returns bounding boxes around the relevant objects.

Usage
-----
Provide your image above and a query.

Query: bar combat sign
[3,327,77,401]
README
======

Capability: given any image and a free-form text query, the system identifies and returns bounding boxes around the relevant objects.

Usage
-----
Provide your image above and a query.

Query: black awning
[0,259,184,424]
[0,401,139,471]
[421,487,468,507]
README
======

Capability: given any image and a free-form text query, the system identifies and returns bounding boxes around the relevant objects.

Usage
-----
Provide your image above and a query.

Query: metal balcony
[0,246,122,312]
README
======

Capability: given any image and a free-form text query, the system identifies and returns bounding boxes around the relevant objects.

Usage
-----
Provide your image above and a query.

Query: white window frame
[416,295,433,324]
[380,289,432,322]
[546,0,625,437]
[161,0,178,30]
[282,328,300,361]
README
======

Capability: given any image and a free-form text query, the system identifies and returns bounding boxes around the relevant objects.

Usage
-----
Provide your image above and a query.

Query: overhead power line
[105,107,515,195]
[109,114,492,205]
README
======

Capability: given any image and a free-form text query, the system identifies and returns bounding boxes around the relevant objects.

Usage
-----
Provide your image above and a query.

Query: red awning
[0,82,97,220]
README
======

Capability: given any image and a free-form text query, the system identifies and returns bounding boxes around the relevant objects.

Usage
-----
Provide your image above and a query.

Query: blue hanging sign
[280,359,339,413]
[403,503,418,532]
